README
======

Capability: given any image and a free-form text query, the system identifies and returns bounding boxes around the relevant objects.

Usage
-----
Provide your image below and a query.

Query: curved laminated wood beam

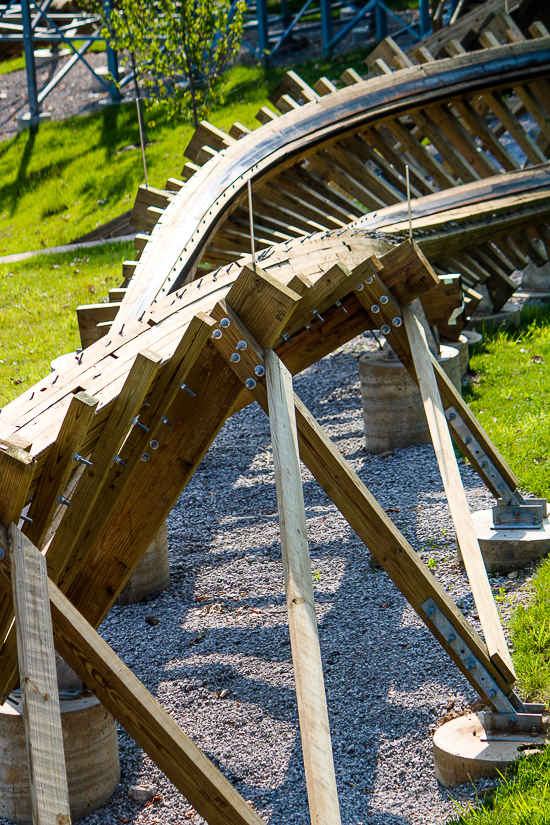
[115,39,550,325]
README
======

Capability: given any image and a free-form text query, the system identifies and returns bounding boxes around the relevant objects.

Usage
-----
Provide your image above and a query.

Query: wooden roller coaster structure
[1,6,550,825]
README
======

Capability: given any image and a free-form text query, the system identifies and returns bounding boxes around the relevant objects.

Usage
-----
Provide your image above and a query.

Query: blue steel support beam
[256,0,269,64]
[21,0,39,117]
[103,0,121,100]
[320,0,333,56]
[374,1,387,42]
[419,0,431,38]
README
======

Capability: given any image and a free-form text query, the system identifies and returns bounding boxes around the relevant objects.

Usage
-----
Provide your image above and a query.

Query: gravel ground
[2,332,534,825]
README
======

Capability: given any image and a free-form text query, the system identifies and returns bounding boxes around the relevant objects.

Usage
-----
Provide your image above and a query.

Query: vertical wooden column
[265,349,341,825]
[9,523,71,825]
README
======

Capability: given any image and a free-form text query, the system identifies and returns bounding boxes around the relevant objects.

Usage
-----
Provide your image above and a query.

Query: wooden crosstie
[0,238,533,824]
[83,33,550,342]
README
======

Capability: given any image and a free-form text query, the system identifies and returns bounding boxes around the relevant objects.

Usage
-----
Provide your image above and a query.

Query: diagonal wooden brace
[210,302,518,711]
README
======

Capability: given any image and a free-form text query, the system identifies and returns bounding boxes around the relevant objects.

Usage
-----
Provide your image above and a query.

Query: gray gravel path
[7,333,532,825]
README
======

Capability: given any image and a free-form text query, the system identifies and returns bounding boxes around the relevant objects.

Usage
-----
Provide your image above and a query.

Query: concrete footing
[117,521,171,604]
[359,345,460,454]
[460,329,483,357]
[0,691,119,823]
[433,713,547,788]
[441,334,469,377]
[467,302,521,335]
[472,508,550,573]
[16,112,51,132]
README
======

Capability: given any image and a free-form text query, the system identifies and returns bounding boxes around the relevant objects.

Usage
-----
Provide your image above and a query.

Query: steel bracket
[421,598,517,713]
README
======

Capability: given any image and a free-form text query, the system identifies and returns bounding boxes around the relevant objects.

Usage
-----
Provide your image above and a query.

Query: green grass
[463,303,550,499]
[0,54,26,75]
[448,305,550,824]
[449,746,550,824]
[0,241,132,408]
[0,47,373,256]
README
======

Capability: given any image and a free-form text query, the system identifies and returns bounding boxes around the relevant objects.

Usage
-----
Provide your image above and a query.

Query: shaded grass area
[448,303,550,824]
[0,240,132,408]
[0,47,373,255]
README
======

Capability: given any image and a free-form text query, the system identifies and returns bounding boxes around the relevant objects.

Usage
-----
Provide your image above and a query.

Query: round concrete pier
[472,508,550,573]
[117,521,171,604]
[433,713,546,788]
[0,693,119,823]
[460,329,483,357]
[359,345,460,454]
[467,302,521,335]
[441,334,469,377]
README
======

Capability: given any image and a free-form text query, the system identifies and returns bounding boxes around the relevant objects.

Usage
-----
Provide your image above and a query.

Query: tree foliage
[98,0,246,128]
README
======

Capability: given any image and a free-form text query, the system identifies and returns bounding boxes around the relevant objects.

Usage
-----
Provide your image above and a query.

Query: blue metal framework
[242,0,431,63]
[0,0,130,120]
[1,0,433,121]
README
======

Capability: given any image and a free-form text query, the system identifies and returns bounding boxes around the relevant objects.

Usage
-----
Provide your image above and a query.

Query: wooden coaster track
[93,28,550,342]
[0,236,533,823]
[2,6,550,822]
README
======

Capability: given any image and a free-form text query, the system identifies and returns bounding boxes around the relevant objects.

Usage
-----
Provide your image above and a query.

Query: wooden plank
[314,77,337,96]
[185,121,235,163]
[268,70,319,106]
[482,90,547,165]
[24,393,97,551]
[77,303,122,349]
[265,349,340,825]
[402,305,515,683]
[9,523,71,825]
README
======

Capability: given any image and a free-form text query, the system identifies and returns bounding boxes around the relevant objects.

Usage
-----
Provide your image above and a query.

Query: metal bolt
[245,378,257,390]
[212,329,223,339]
[481,461,488,468]
[380,324,391,335]
[448,413,456,421]
[150,440,160,450]
[132,417,149,433]
[392,317,402,327]
[311,309,324,322]
[488,689,496,698]
[426,607,435,617]
[448,634,455,643]
[254,365,265,377]
[380,295,389,304]
[230,353,241,363]
[220,318,231,328]
[371,304,380,314]
[534,517,540,524]
[236,340,247,351]
[468,661,475,671]
[513,510,519,517]
[279,333,293,344]
[73,453,92,467]
[335,300,348,314]
[141,453,151,462]
[0,548,3,561]
[365,276,374,285]
[356,284,364,291]
[57,496,71,507]
[20,515,33,524]
[179,383,196,397]
[113,455,127,467]
[497,485,504,491]
[160,416,172,427]
[465,437,472,445]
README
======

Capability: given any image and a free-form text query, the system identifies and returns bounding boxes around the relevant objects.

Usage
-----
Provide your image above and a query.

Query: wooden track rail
[100,36,550,335]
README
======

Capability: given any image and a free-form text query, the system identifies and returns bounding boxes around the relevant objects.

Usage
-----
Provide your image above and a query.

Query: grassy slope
[0,241,132,408]
[0,47,372,255]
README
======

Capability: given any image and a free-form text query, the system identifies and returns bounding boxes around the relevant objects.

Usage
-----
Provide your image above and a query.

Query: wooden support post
[265,349,341,825]
[9,523,71,825]
[402,305,515,684]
